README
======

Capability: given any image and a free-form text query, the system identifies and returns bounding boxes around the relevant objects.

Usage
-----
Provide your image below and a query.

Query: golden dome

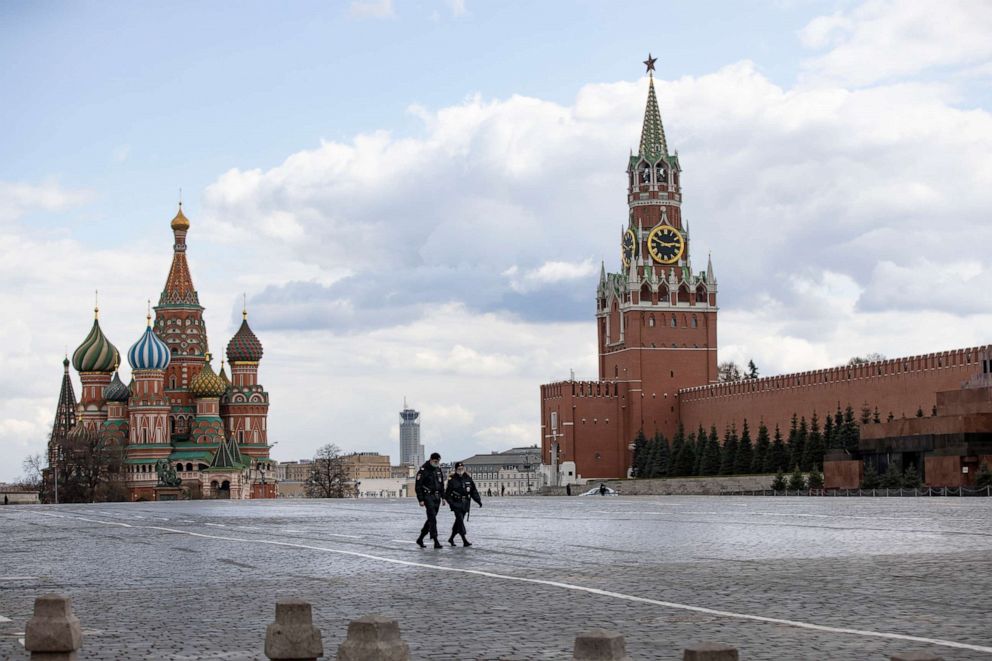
[171,203,190,231]
[190,355,227,398]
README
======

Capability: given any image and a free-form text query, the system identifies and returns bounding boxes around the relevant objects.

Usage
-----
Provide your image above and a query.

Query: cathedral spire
[706,251,715,283]
[638,54,668,163]
[49,356,78,465]
[160,203,200,307]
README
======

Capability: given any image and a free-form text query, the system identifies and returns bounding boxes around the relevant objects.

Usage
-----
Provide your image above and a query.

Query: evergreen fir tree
[833,406,843,439]
[632,429,648,477]
[675,432,697,476]
[861,463,880,489]
[768,424,787,473]
[842,405,860,452]
[879,462,902,489]
[752,421,770,473]
[650,433,671,478]
[694,424,707,475]
[700,426,721,476]
[803,412,825,472]
[902,465,921,489]
[860,402,872,425]
[794,416,809,471]
[735,419,754,474]
[887,411,895,422]
[771,471,787,491]
[785,414,799,470]
[975,464,992,489]
[787,466,806,491]
[915,406,925,417]
[807,466,824,489]
[745,359,759,379]
[641,437,658,478]
[872,406,881,424]
[669,426,685,477]
[719,425,738,475]
[823,412,835,450]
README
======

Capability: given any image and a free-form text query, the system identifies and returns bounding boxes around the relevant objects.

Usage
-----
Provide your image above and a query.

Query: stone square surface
[1,496,991,659]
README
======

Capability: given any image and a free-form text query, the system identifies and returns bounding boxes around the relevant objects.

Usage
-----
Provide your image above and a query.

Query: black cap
[455,462,465,469]
[430,452,441,460]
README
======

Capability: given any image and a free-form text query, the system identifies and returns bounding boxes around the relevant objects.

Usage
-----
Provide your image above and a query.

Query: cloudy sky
[2,0,991,482]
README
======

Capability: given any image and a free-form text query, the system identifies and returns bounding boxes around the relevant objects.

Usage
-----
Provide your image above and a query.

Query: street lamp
[549,429,560,488]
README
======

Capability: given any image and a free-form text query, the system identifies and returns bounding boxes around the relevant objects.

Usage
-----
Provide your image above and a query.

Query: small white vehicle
[579,485,619,496]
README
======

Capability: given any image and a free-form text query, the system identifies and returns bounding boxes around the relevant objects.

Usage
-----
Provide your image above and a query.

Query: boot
[433,539,443,549]
[416,534,426,548]
[461,534,472,547]
[448,535,456,546]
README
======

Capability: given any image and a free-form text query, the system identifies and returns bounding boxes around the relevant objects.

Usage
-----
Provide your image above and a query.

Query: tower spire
[160,205,200,307]
[639,53,668,163]
[49,356,78,466]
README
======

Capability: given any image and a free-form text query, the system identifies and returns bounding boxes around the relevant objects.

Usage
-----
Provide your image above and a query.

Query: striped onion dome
[72,313,120,373]
[226,314,263,363]
[128,320,172,371]
[103,371,130,402]
[190,357,227,398]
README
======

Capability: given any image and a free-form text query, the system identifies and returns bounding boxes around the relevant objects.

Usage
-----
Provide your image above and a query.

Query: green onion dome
[103,371,130,402]
[190,356,227,398]
[226,313,263,363]
[72,311,120,373]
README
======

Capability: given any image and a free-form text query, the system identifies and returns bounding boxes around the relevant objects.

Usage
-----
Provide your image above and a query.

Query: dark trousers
[419,496,441,540]
[451,507,467,539]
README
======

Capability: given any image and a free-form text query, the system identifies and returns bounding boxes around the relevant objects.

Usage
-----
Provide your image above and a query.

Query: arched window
[670,315,677,328]
[657,165,667,184]
[678,284,691,303]
[641,283,652,305]
[186,463,193,471]
[696,285,707,303]
[176,463,183,472]
[691,315,698,328]
[648,315,655,327]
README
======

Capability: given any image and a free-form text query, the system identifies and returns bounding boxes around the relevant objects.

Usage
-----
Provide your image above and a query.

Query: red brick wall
[824,460,862,489]
[679,347,984,440]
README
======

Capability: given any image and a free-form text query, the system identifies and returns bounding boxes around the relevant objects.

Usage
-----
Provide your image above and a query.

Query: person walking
[415,452,446,548]
[445,462,482,546]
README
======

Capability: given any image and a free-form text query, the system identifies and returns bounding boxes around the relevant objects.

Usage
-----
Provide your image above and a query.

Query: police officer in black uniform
[445,461,482,546]
[415,452,446,548]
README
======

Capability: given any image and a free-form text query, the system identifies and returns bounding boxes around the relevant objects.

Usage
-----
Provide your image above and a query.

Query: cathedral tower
[154,204,208,441]
[71,305,119,432]
[223,308,269,459]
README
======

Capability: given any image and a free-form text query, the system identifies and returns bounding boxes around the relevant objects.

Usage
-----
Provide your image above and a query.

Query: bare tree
[53,426,127,503]
[305,444,350,498]
[718,361,743,382]
[847,352,886,366]
[19,453,44,490]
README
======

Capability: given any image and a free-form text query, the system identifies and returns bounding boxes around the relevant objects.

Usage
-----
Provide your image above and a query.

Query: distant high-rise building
[399,399,424,466]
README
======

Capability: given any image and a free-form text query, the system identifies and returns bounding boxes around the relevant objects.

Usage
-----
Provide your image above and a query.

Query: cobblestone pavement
[1,496,992,660]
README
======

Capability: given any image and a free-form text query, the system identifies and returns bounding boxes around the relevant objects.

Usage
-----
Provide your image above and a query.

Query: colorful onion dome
[103,371,130,402]
[72,311,120,373]
[190,356,227,398]
[128,316,172,371]
[171,203,190,231]
[227,312,263,363]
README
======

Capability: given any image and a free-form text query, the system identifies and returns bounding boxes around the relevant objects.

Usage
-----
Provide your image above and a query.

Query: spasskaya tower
[540,55,718,481]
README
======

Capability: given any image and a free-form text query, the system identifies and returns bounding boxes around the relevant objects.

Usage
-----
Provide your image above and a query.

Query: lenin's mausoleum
[540,61,992,488]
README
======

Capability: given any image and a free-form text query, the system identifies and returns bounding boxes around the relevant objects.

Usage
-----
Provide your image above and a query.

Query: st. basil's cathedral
[49,205,276,500]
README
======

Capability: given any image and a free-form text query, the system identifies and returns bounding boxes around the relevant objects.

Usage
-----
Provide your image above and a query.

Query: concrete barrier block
[265,599,324,660]
[572,629,630,660]
[24,594,82,660]
[891,653,944,661]
[336,614,410,661]
[683,642,739,661]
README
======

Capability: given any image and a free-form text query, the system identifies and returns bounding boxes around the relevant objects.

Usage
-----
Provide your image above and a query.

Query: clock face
[621,229,638,267]
[647,225,685,264]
